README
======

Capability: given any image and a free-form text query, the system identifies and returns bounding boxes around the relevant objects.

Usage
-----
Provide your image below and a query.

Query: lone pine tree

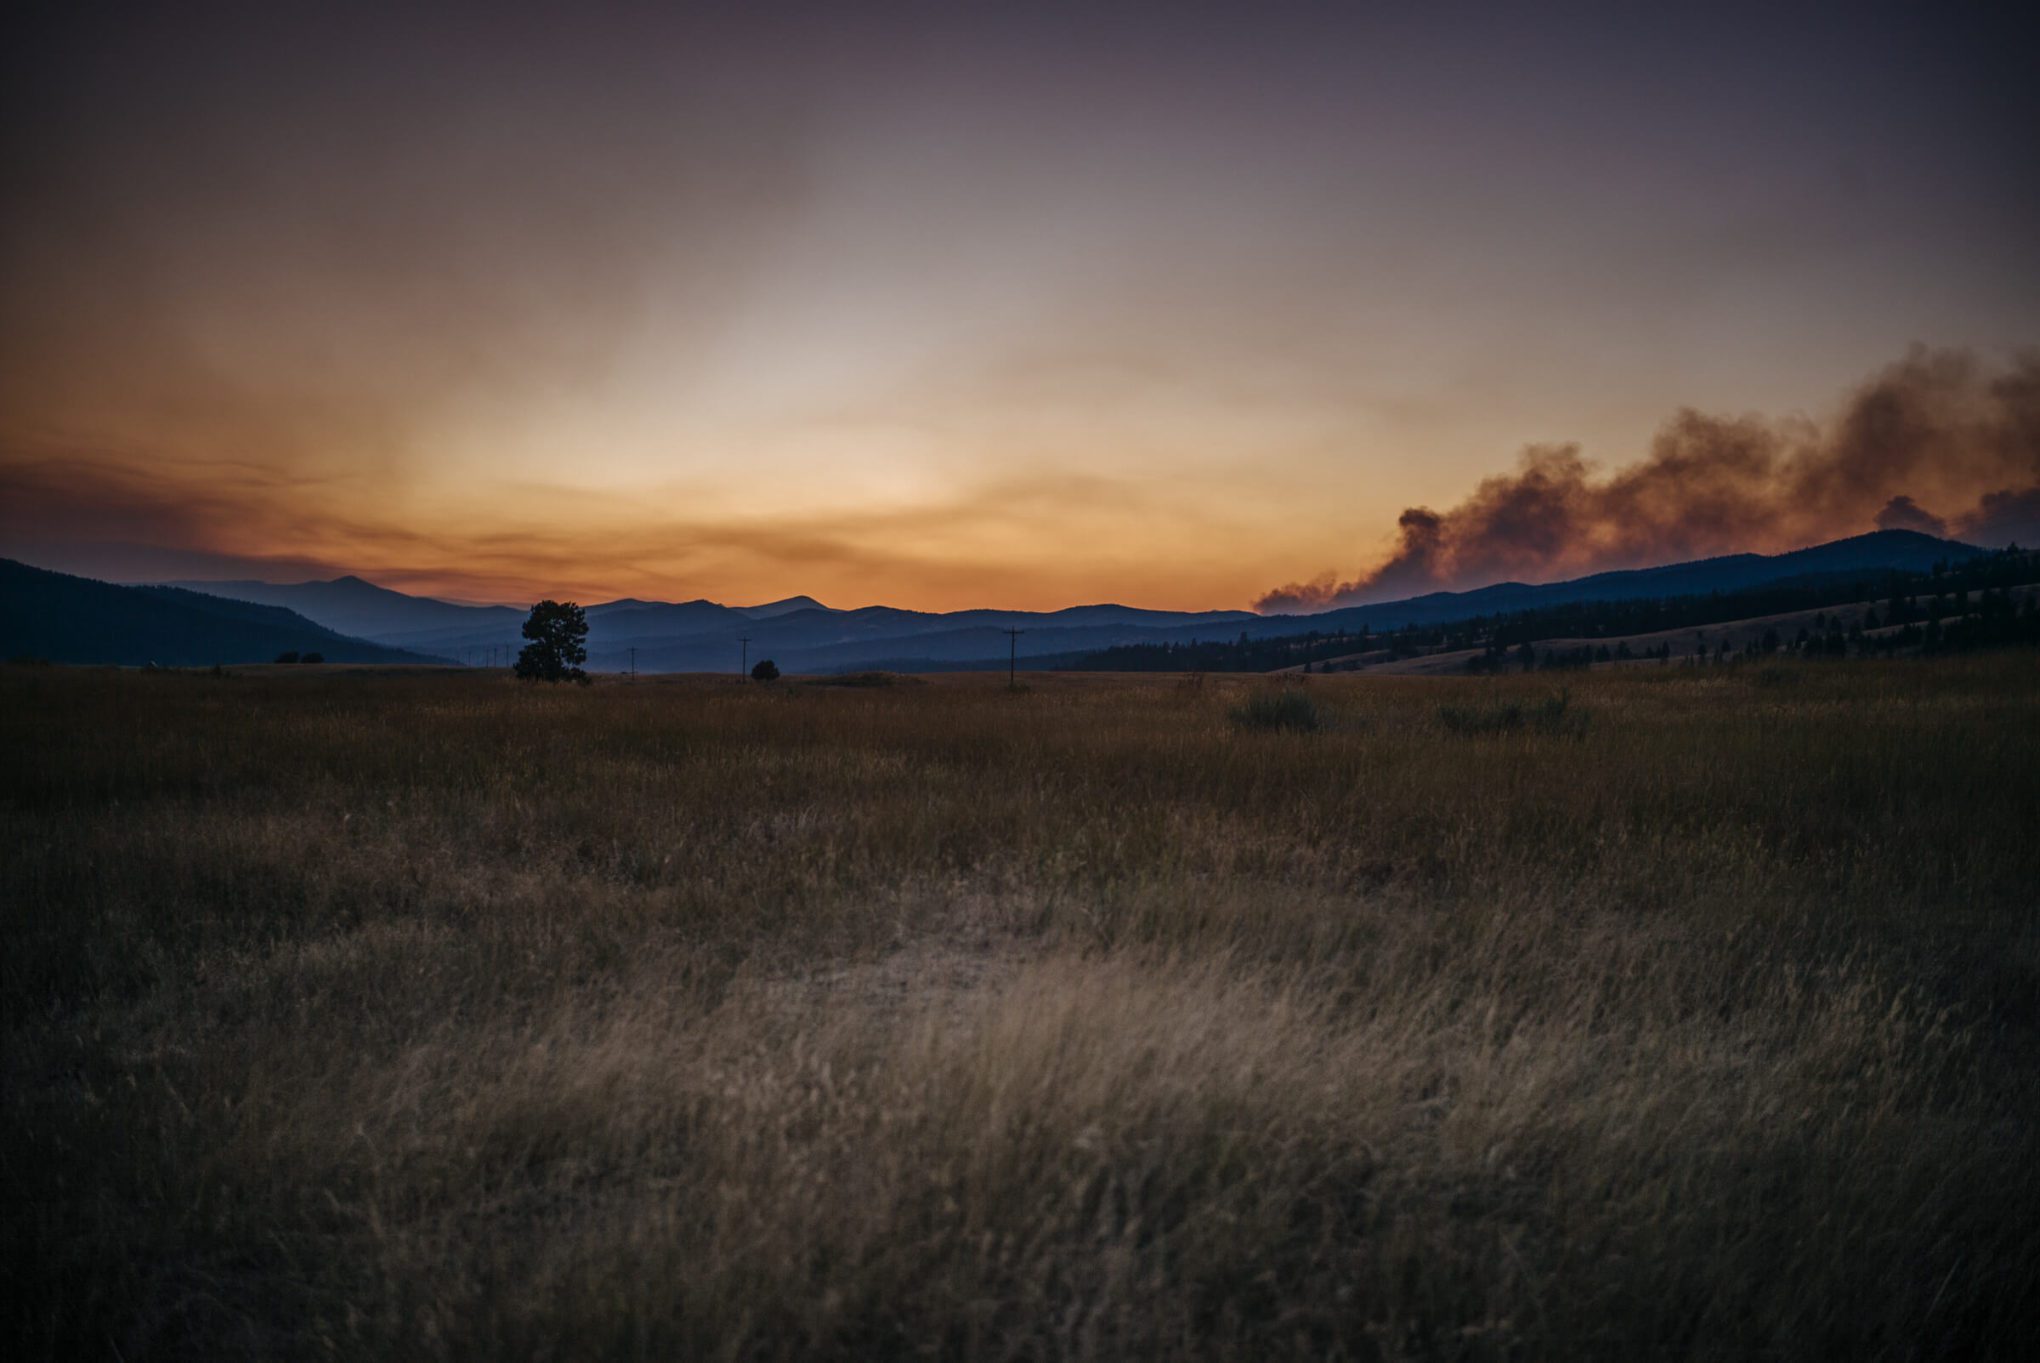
[515,600,591,685]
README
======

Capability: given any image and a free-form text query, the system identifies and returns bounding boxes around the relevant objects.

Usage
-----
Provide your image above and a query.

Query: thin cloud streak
[0,454,1252,609]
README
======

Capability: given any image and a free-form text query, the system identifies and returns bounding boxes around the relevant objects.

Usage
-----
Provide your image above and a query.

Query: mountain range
[0,560,448,667]
[1,529,1985,671]
[159,575,1266,673]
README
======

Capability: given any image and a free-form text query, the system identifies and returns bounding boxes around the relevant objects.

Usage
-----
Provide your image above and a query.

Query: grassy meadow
[5,658,2038,1359]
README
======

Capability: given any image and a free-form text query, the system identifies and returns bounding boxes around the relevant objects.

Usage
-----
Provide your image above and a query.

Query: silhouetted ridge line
[136,529,1990,674]
[2,560,449,666]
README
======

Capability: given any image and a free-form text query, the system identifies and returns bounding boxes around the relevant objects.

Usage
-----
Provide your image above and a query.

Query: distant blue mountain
[3,560,448,666]
[739,595,830,618]
[163,573,524,642]
[141,528,1984,673]
[158,574,1263,671]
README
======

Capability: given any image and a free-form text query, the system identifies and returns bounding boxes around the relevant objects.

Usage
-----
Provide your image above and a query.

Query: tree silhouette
[515,600,591,684]
[751,658,781,682]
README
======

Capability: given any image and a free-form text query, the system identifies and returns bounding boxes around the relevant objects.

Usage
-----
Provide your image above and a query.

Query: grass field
[6,659,2038,1359]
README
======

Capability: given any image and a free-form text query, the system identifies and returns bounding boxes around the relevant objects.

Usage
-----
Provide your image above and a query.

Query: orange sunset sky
[2,2,2036,610]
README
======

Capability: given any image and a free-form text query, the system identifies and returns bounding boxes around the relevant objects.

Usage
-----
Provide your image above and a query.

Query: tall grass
[4,658,2038,1359]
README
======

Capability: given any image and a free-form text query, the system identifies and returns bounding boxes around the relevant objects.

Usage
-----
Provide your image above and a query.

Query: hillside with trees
[1073,547,2040,674]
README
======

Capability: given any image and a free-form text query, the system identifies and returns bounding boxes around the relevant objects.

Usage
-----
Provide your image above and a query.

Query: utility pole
[739,636,751,680]
[1004,627,1024,690]
[629,646,636,681]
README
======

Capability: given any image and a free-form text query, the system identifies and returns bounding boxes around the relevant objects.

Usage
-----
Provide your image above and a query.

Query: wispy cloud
[0,452,1255,608]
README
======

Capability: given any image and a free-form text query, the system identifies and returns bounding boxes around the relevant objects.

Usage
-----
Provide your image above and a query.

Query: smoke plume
[1257,348,2040,612]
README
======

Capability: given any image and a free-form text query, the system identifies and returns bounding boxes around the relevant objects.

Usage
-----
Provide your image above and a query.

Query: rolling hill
[3,560,449,666]
[1073,541,2039,675]
[1226,529,1986,638]
[162,573,525,642]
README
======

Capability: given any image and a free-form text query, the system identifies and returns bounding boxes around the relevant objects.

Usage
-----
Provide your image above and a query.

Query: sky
[2,0,2035,610]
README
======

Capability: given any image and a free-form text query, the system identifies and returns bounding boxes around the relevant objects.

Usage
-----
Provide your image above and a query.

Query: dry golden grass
[5,658,2038,1359]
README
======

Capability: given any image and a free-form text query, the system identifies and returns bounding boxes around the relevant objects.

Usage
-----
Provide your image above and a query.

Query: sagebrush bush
[1228,687,1320,732]
[1438,687,1587,737]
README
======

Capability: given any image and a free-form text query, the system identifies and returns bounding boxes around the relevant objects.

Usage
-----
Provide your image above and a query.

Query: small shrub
[1529,689,1588,737]
[274,650,300,664]
[300,651,324,665]
[1438,697,1522,735]
[751,659,781,682]
[1229,689,1320,733]
[1439,689,1587,738]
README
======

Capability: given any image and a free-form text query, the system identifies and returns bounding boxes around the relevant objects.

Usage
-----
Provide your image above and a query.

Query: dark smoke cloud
[1962,487,2040,546]
[1257,348,2040,612]
[1874,495,1947,535]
